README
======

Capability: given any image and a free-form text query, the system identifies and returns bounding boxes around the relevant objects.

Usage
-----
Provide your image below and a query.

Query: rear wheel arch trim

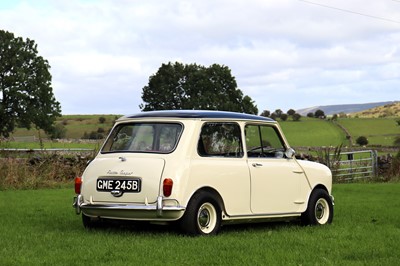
[187,187,226,216]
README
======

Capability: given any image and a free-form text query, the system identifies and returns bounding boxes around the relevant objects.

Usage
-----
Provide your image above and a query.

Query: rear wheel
[302,189,333,225]
[82,213,101,229]
[179,191,222,236]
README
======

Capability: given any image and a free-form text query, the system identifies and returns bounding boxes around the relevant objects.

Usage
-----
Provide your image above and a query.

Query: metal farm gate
[331,150,378,181]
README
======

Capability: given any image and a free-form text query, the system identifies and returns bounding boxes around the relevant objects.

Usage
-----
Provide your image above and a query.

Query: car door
[245,124,305,214]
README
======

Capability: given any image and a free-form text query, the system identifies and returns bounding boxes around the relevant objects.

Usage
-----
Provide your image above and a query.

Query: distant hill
[296,101,399,116]
[350,102,400,118]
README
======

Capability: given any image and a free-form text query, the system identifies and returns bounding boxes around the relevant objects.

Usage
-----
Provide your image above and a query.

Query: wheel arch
[188,186,226,216]
[301,184,330,213]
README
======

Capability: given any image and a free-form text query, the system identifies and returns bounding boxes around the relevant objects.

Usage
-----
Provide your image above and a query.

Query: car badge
[111,190,123,197]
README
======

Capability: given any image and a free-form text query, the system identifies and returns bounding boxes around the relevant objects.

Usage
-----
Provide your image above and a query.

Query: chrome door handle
[252,163,263,167]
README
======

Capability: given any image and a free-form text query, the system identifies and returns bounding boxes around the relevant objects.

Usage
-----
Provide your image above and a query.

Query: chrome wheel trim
[315,198,329,224]
[197,202,217,234]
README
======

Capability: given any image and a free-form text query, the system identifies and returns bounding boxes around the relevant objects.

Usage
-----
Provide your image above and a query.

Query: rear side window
[198,122,243,158]
[102,123,183,153]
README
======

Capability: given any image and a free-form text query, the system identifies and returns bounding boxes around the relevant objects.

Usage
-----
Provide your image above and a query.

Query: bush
[394,136,400,147]
[356,136,368,146]
[49,123,67,139]
[315,109,325,118]
[292,113,301,121]
[82,131,104,140]
[287,109,296,116]
[99,116,106,124]
[260,110,270,117]
[0,153,94,190]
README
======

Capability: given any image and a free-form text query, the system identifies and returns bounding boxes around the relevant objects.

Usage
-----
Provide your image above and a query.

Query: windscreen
[102,123,183,153]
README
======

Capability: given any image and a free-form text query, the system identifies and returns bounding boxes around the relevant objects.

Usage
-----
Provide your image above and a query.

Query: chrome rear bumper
[73,195,185,221]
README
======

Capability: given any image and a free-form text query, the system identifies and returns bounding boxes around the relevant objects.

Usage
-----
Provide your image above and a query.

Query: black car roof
[122,110,274,122]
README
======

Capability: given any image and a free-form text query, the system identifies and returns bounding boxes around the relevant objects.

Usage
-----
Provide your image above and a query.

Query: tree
[314,109,325,118]
[292,113,302,121]
[0,30,61,137]
[356,136,368,146]
[140,62,258,114]
[274,109,283,118]
[287,109,296,116]
[280,113,288,121]
[49,123,67,139]
[260,110,270,117]
[307,112,314,118]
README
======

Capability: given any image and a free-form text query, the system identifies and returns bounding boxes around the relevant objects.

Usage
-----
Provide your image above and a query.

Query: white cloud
[0,0,399,114]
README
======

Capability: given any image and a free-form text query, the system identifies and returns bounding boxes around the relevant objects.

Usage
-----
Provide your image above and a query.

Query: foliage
[48,123,67,139]
[99,116,106,124]
[394,136,400,147]
[260,110,270,117]
[287,109,296,116]
[82,131,104,140]
[140,62,258,114]
[314,145,343,181]
[292,113,301,121]
[280,113,288,121]
[307,112,314,118]
[314,109,325,118]
[0,152,94,190]
[273,109,283,118]
[0,30,61,137]
[356,136,368,146]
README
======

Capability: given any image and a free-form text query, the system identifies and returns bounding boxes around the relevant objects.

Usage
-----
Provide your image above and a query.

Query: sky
[0,0,399,115]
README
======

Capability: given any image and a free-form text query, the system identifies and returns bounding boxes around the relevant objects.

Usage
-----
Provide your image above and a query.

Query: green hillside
[2,115,399,150]
[280,118,348,147]
[337,118,399,146]
[9,114,120,139]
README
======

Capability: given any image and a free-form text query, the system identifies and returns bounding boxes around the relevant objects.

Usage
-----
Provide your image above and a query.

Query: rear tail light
[163,178,173,197]
[75,177,82,194]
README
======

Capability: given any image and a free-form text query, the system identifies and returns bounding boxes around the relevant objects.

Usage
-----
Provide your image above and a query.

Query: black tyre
[179,191,222,236]
[301,188,333,225]
[82,213,101,229]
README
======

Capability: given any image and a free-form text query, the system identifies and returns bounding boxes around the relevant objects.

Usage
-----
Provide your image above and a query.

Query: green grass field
[337,118,399,146]
[280,118,348,147]
[3,115,399,150]
[1,183,399,265]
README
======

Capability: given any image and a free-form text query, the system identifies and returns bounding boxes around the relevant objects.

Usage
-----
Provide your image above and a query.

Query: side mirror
[285,148,296,158]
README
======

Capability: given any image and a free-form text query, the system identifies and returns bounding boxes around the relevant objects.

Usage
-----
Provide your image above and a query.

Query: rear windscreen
[102,123,183,153]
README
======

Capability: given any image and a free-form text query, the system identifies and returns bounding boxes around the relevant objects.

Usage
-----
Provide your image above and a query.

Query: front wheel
[301,189,333,225]
[179,191,222,236]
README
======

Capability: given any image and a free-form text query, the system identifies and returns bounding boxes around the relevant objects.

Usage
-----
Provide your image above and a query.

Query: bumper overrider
[73,195,186,221]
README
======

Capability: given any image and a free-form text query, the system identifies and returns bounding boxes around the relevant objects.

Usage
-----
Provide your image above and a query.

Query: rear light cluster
[163,178,173,197]
[75,177,82,194]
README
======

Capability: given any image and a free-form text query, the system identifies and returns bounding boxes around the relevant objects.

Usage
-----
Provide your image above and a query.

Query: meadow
[1,183,399,265]
[337,118,399,146]
[280,118,348,147]
[3,115,398,150]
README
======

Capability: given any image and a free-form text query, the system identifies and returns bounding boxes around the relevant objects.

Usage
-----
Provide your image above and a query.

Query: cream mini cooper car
[73,110,334,235]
